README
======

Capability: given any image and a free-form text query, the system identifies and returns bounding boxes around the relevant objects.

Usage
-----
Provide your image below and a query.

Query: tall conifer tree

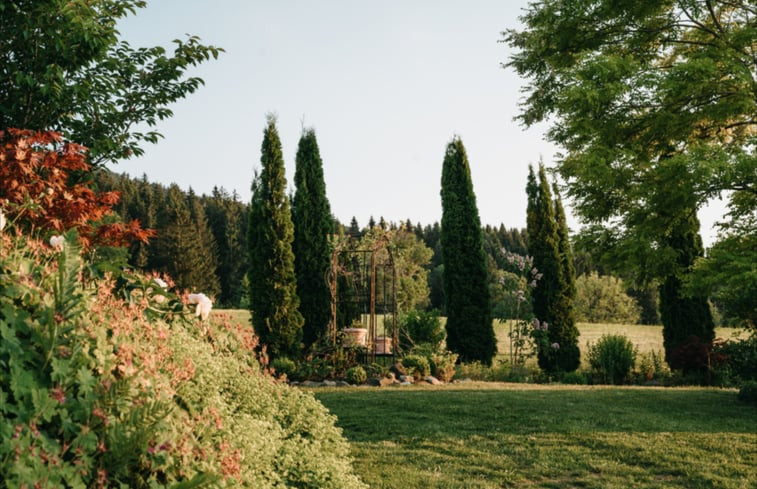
[247,117,304,359]
[440,137,495,365]
[292,128,333,347]
[552,180,580,371]
[659,212,715,371]
[152,185,220,295]
[526,165,579,373]
[203,187,247,307]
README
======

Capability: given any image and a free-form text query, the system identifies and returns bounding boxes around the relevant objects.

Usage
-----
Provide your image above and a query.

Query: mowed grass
[222,309,756,486]
[315,384,757,489]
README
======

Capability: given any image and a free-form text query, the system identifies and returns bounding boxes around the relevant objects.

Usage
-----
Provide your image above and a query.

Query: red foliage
[669,335,711,373]
[0,129,154,247]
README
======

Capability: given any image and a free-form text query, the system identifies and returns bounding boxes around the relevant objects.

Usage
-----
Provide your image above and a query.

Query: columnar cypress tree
[551,180,580,371]
[440,137,495,365]
[659,212,714,371]
[526,164,579,373]
[292,128,333,347]
[247,117,304,359]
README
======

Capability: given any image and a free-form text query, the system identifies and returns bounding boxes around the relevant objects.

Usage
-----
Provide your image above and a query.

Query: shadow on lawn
[316,387,757,442]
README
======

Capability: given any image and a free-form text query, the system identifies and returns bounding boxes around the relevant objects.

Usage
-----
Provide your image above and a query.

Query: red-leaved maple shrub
[0,128,153,247]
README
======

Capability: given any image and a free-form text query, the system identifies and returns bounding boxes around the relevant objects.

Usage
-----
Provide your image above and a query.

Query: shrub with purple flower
[496,249,549,372]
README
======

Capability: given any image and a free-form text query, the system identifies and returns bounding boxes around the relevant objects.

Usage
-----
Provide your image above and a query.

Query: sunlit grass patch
[316,385,757,489]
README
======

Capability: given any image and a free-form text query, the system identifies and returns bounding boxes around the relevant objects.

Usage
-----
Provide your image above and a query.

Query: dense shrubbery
[711,332,757,384]
[429,351,459,382]
[0,228,366,488]
[575,272,641,324]
[587,334,637,385]
[635,350,671,383]
[399,309,445,352]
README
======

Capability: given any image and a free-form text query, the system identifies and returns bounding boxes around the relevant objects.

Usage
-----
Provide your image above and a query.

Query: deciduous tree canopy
[0,0,221,164]
[506,0,756,286]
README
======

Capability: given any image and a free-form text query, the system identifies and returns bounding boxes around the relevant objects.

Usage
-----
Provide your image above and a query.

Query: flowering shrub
[0,230,208,486]
[0,228,366,487]
[496,249,545,373]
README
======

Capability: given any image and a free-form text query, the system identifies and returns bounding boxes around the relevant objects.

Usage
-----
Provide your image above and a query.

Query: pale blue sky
[113,1,724,244]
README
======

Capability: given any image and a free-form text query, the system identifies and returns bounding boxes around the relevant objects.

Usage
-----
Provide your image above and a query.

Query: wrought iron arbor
[328,234,398,363]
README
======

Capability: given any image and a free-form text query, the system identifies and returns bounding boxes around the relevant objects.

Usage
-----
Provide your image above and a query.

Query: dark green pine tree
[440,137,495,365]
[186,188,221,297]
[151,185,220,295]
[292,128,333,347]
[247,117,304,359]
[348,217,361,237]
[204,187,248,307]
[659,212,715,372]
[526,165,579,373]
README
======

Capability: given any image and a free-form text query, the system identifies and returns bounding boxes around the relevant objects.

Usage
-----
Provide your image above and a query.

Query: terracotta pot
[373,336,392,354]
[343,327,367,346]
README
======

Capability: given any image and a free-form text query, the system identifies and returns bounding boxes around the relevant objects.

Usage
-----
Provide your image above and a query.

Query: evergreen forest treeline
[93,170,530,310]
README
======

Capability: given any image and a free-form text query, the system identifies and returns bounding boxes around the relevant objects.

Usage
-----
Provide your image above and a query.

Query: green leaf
[76,367,96,396]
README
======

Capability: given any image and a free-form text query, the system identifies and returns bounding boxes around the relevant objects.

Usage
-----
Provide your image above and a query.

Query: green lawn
[316,384,757,489]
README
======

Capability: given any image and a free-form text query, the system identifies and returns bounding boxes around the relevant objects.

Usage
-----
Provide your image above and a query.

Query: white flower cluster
[152,278,168,304]
[187,293,213,321]
[49,235,65,250]
[0,209,6,232]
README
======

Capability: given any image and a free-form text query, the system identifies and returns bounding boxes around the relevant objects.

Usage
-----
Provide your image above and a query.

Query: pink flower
[50,386,66,404]
[551,342,560,350]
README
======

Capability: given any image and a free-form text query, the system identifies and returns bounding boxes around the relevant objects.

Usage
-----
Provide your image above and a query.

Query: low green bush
[587,334,637,385]
[429,351,459,382]
[635,350,671,384]
[402,354,431,380]
[271,356,297,380]
[346,366,367,385]
[365,362,388,379]
[561,371,588,385]
[399,309,445,352]
[454,360,512,382]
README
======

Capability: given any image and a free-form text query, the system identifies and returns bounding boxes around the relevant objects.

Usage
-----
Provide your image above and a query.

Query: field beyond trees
[223,309,745,366]
[316,385,757,488]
